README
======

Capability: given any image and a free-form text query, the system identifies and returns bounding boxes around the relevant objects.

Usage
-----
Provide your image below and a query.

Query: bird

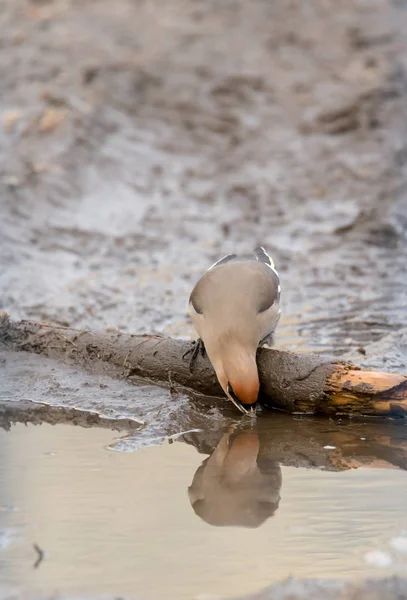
[186,246,281,416]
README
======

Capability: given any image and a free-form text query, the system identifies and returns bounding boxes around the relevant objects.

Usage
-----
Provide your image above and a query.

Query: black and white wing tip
[208,253,237,271]
[254,246,275,269]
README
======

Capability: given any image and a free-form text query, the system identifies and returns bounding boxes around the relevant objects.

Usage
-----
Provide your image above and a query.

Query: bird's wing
[207,253,237,271]
[254,246,275,269]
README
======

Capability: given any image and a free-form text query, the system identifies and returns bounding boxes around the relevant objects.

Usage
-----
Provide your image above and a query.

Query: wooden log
[0,312,406,417]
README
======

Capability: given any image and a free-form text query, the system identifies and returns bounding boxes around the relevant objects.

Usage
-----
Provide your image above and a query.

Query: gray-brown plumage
[187,247,281,415]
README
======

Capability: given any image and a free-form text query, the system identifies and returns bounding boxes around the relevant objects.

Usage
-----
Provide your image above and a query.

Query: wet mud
[1,0,407,364]
[1,0,407,393]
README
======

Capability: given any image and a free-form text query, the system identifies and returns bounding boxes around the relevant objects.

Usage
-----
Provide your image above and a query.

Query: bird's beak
[227,383,257,417]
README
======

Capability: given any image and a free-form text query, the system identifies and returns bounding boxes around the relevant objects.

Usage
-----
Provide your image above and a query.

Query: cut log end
[326,366,407,416]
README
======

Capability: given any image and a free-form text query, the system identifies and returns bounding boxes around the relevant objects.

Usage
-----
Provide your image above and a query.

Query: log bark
[0,313,406,417]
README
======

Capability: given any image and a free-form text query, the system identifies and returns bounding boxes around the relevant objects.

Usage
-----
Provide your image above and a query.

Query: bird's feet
[182,338,206,372]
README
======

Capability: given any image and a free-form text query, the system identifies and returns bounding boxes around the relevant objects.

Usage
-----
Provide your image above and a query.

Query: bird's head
[214,342,260,416]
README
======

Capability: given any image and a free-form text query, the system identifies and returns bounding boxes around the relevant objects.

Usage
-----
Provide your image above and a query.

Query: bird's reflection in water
[188,426,281,528]
[185,413,407,528]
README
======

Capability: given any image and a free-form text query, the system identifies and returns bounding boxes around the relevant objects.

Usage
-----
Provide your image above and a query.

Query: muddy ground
[0,0,406,432]
[1,0,407,364]
[1,0,407,598]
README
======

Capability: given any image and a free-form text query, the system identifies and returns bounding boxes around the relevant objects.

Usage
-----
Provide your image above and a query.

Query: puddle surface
[0,423,406,600]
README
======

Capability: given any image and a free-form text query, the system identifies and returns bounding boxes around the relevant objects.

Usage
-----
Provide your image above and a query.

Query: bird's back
[190,259,279,319]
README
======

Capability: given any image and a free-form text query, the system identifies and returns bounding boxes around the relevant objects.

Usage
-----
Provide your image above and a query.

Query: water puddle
[0,421,406,600]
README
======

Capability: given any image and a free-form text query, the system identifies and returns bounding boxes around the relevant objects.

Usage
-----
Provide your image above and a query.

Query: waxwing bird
[187,247,281,416]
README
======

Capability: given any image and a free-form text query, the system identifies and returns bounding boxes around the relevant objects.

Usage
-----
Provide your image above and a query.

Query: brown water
[0,423,406,600]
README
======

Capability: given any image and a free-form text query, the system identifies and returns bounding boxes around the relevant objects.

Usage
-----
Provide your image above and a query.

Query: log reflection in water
[184,416,407,527]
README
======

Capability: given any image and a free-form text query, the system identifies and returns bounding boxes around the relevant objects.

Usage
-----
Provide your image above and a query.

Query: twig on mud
[36,322,81,331]
[57,333,78,349]
[33,543,45,569]
[123,351,130,368]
